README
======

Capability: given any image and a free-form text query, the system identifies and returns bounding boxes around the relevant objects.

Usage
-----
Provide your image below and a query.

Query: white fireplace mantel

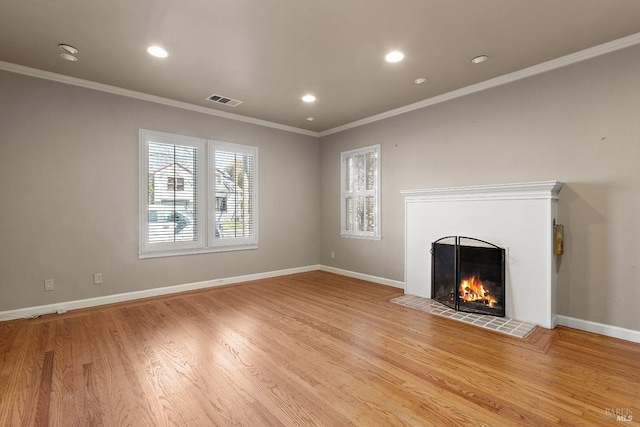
[402,181,563,329]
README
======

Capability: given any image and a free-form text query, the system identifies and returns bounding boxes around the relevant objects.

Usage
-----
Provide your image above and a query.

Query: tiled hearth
[391,294,537,338]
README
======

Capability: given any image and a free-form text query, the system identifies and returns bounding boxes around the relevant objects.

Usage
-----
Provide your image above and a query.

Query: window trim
[340,144,381,240]
[139,129,258,258]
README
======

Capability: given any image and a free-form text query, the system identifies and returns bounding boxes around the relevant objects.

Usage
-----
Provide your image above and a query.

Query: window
[215,196,227,213]
[167,177,184,191]
[210,141,257,247]
[341,145,380,239]
[139,130,258,258]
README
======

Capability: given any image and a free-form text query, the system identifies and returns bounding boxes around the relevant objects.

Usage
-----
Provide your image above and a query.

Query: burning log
[458,276,497,308]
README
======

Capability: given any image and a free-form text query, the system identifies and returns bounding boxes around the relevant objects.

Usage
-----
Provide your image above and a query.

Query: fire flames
[459,276,497,307]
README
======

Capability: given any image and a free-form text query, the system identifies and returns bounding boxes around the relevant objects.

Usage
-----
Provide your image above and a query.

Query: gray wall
[2,43,639,332]
[320,44,640,331]
[0,70,320,311]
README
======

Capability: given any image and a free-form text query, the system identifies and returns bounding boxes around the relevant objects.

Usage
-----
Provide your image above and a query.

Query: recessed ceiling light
[471,55,488,64]
[60,53,78,62]
[385,51,404,63]
[147,46,168,58]
[59,44,78,55]
[414,77,428,85]
[306,117,315,121]
[302,94,316,103]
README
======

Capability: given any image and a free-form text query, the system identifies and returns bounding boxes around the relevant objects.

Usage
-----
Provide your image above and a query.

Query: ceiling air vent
[206,94,243,107]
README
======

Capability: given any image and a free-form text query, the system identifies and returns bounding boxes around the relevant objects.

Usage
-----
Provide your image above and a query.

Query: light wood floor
[1,271,638,426]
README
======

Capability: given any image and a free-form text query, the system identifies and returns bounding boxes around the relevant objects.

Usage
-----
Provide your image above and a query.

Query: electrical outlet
[330,251,335,260]
[44,279,55,291]
[93,273,103,285]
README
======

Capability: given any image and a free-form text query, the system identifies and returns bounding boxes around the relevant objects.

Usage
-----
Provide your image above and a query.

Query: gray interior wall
[0,70,320,312]
[320,44,640,331]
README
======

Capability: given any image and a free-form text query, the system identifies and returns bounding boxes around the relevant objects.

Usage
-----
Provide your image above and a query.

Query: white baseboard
[9,268,637,344]
[319,265,405,289]
[317,269,640,344]
[557,315,640,344]
[0,265,321,322]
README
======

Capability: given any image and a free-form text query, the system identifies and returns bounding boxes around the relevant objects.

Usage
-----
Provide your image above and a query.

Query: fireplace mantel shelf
[401,181,564,203]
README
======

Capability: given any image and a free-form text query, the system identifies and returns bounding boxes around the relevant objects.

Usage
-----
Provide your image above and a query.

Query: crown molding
[320,31,640,137]
[0,60,320,138]
[2,31,639,139]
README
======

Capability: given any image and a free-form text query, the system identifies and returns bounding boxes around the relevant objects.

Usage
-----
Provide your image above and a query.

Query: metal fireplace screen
[431,236,505,317]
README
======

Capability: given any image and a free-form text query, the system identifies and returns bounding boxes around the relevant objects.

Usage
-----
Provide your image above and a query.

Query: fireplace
[403,181,563,328]
[431,236,505,317]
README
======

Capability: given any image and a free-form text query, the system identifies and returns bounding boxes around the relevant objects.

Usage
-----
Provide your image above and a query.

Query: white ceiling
[2,0,640,134]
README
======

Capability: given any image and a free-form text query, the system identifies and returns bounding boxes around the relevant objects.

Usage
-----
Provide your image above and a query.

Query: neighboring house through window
[341,144,380,239]
[139,129,258,258]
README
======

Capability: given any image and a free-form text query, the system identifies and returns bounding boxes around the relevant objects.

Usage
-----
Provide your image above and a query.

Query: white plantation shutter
[147,142,199,244]
[210,142,258,247]
[139,130,258,258]
[341,145,380,239]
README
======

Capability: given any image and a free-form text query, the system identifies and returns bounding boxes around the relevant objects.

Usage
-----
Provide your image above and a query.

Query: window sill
[139,243,258,259]
[340,233,382,241]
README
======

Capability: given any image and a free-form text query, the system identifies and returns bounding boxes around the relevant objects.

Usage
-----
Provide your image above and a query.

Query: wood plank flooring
[1,271,638,426]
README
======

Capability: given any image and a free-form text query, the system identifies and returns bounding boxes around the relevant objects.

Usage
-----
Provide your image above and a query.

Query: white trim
[139,130,207,255]
[339,234,382,241]
[0,61,318,138]
[402,181,562,328]
[3,266,638,344]
[3,34,640,140]
[341,144,381,239]
[209,140,259,249]
[138,243,258,259]
[401,181,564,203]
[320,32,640,137]
[0,265,322,322]
[319,265,404,289]
[557,315,640,344]
[139,131,259,258]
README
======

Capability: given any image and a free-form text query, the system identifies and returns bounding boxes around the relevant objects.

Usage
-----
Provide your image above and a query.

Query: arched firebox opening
[431,236,505,317]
